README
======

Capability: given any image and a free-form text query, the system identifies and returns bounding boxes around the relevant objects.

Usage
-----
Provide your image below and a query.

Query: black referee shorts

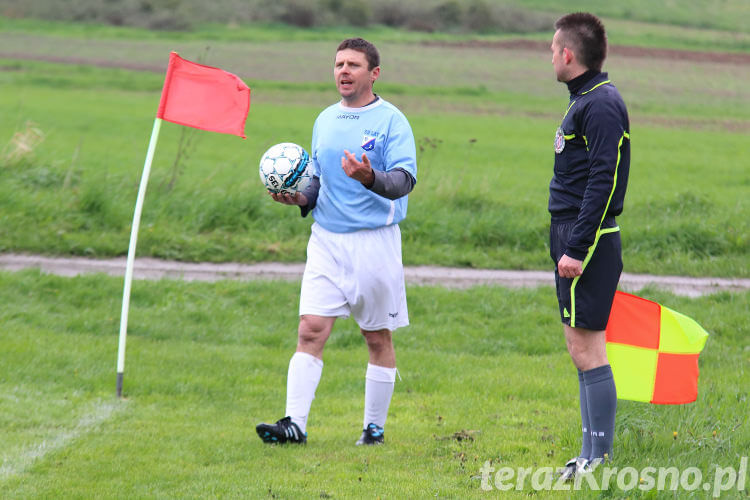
[550,220,622,331]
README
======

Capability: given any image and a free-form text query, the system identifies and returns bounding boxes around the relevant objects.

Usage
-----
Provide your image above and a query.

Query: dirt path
[2,253,748,297]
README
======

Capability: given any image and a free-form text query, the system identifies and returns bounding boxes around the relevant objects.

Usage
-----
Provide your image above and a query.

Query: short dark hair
[554,12,607,71]
[336,38,380,70]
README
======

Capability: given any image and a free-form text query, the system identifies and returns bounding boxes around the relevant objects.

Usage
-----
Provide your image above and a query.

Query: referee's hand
[557,254,583,278]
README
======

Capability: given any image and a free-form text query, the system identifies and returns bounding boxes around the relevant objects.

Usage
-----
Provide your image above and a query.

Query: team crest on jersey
[554,126,565,154]
[361,134,377,151]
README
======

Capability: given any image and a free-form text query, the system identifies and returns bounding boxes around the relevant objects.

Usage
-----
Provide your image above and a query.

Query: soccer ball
[258,142,312,195]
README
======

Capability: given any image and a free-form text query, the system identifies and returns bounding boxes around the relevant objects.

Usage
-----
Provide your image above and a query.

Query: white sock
[285,352,323,434]
[363,363,397,429]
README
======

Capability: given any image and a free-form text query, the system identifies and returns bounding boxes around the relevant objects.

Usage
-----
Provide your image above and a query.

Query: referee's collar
[567,70,602,95]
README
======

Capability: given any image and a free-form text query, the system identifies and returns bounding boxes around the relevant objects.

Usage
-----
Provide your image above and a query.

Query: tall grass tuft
[1,121,45,167]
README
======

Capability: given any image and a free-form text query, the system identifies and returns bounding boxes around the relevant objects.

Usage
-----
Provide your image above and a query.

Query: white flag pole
[117,117,163,397]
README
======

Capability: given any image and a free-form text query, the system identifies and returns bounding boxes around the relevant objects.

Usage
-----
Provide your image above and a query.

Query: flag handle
[117,118,163,397]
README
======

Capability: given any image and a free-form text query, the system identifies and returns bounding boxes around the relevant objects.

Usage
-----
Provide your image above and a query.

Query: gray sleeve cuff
[299,176,320,218]
[368,168,416,200]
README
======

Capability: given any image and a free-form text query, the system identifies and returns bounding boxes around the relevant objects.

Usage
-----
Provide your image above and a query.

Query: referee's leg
[564,325,606,371]
[565,325,616,462]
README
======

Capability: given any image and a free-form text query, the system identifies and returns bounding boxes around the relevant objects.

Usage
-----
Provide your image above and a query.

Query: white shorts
[299,222,409,332]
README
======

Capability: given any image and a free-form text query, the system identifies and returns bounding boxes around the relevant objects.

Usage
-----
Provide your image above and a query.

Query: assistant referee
[548,12,631,480]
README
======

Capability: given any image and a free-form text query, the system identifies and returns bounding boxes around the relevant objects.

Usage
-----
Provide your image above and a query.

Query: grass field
[0,13,749,498]
[1,20,748,276]
[0,270,747,498]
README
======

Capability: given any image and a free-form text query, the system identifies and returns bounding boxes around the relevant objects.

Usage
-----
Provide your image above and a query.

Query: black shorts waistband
[550,215,617,228]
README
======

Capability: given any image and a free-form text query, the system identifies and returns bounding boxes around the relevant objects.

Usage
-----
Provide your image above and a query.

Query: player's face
[334,49,380,107]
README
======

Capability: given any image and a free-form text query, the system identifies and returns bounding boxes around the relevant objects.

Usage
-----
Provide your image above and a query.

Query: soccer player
[547,13,630,478]
[255,38,417,446]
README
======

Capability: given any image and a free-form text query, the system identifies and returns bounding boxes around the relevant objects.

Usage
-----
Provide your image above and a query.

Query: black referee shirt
[548,70,630,261]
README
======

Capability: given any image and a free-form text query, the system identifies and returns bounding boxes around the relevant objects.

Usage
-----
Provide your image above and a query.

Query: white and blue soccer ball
[258,142,312,195]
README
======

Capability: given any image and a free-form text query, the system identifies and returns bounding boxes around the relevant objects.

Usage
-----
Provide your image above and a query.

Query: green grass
[0,20,747,295]
[0,270,747,498]
[0,53,748,276]
[1,15,748,499]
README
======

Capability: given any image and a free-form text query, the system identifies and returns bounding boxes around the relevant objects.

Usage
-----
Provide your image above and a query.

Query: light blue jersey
[311,97,417,233]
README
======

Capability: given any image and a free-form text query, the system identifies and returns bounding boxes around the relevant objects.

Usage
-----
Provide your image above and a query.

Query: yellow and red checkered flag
[605,291,709,404]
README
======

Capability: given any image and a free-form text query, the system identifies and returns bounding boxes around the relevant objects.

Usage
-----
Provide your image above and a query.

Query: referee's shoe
[256,416,306,444]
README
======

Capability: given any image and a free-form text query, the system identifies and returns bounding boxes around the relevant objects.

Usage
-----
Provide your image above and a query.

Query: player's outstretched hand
[269,191,308,206]
[341,150,375,187]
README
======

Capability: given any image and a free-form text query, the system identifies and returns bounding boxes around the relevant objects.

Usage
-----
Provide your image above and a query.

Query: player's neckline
[338,96,383,112]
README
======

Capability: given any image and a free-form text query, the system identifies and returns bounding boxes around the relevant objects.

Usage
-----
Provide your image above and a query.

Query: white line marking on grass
[0,399,125,480]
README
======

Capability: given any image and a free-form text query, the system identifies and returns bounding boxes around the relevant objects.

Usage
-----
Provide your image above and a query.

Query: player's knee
[361,329,392,349]
[298,315,332,345]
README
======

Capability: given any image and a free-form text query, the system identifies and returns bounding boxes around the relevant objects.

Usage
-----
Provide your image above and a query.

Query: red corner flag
[117,52,250,397]
[156,52,250,138]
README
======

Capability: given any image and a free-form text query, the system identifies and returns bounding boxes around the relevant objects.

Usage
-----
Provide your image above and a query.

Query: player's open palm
[342,150,374,186]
